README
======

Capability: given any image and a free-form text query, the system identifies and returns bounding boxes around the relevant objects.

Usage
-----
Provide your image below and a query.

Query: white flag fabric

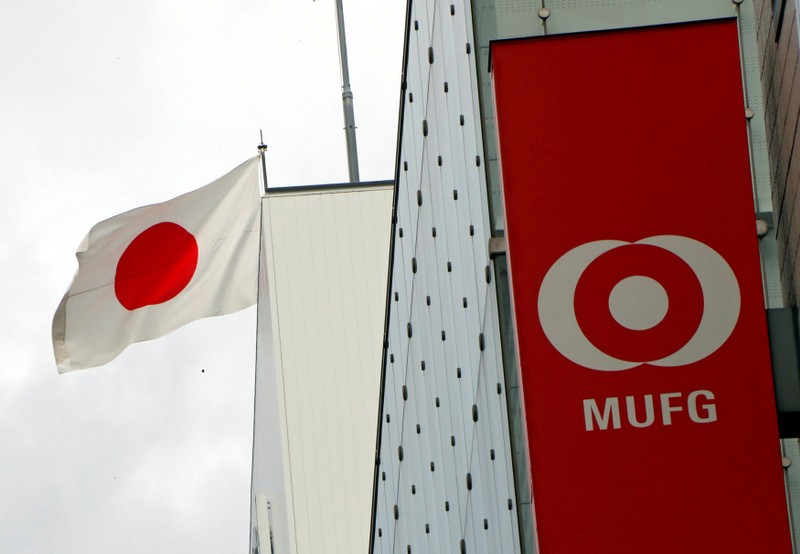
[53,157,262,373]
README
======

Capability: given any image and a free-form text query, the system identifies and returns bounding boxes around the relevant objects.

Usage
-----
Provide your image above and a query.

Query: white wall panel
[250,184,392,554]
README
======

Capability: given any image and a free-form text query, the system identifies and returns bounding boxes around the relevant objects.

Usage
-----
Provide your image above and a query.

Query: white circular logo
[537,235,740,371]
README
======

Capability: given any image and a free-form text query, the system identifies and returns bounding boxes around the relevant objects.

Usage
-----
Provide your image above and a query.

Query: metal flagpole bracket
[488,236,506,259]
[756,211,772,239]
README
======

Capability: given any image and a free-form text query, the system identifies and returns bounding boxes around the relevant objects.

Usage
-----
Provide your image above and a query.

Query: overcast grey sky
[0,1,404,551]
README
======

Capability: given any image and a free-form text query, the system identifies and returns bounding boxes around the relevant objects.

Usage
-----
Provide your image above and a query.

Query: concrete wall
[756,0,800,303]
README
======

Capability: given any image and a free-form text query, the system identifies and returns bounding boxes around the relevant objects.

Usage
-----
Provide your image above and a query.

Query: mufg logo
[537,235,740,431]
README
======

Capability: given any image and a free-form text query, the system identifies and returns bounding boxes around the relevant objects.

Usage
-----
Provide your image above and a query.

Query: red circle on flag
[573,243,704,362]
[114,222,198,311]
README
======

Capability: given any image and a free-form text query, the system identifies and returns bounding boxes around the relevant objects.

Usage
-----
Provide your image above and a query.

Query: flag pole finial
[257,130,268,193]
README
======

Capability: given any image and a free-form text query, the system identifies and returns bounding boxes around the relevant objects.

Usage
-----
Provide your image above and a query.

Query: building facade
[372,0,800,552]
[250,183,393,554]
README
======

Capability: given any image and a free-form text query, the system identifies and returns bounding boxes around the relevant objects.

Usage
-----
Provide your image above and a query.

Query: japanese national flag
[53,157,262,373]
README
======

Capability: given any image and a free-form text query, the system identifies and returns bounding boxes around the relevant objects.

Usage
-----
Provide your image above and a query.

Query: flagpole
[334,0,360,183]
[250,132,271,552]
[258,130,269,194]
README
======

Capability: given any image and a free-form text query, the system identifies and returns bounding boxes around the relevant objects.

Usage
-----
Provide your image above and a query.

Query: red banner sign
[492,20,791,552]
